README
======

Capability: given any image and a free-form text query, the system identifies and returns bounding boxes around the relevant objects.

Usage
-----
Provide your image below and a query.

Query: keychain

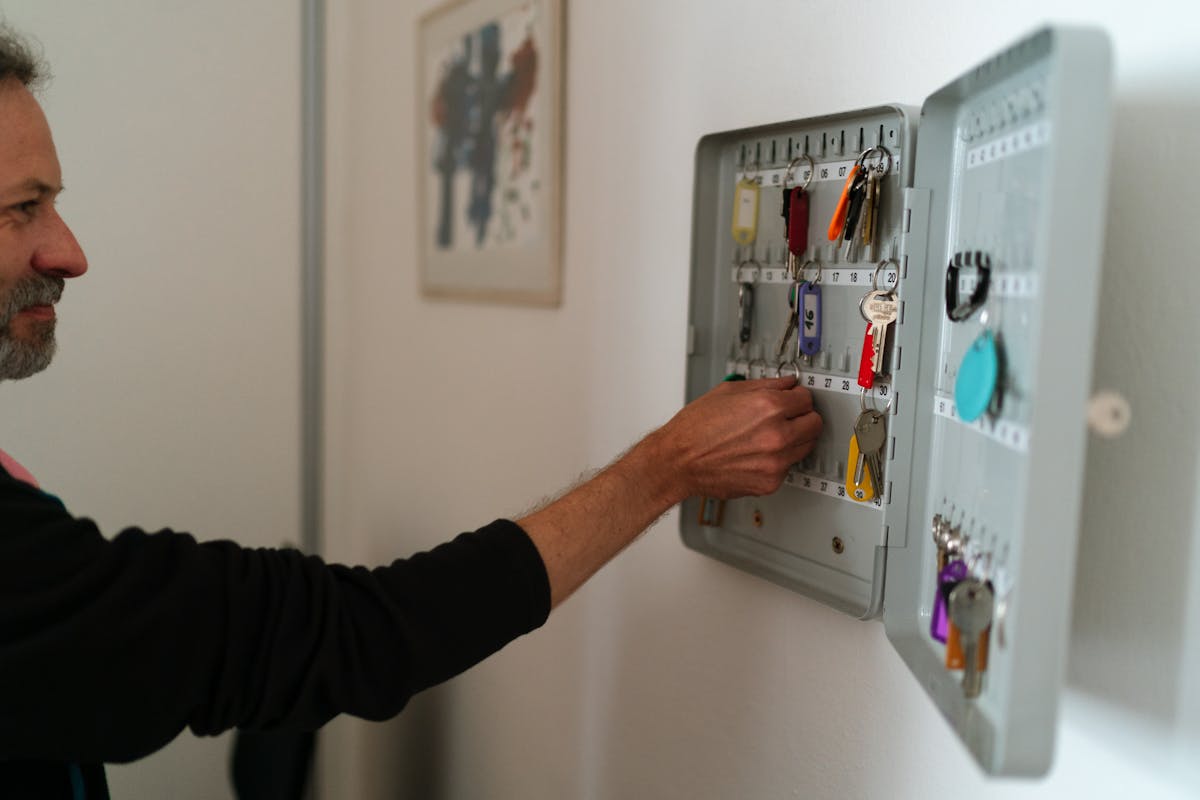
[827,164,861,241]
[955,309,1006,423]
[732,162,761,247]
[782,154,814,278]
[796,260,822,362]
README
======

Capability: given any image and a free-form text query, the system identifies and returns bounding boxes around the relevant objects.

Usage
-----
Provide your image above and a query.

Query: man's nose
[31,209,88,279]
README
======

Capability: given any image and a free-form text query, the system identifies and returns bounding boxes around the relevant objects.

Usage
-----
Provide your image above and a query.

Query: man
[0,26,822,799]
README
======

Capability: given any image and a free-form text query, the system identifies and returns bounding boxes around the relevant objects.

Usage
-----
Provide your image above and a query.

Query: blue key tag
[797,281,822,357]
[955,330,1000,423]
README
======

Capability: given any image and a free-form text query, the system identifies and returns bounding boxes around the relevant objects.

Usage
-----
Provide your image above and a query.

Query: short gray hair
[0,24,45,88]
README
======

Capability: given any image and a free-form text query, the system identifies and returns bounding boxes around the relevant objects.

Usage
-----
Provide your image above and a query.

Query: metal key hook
[784,153,816,192]
[860,385,894,416]
[800,258,822,286]
[737,258,763,282]
[856,144,893,177]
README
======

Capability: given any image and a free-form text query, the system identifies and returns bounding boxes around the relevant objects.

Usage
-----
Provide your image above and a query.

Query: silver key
[862,290,898,374]
[948,579,994,699]
[776,282,801,360]
[931,514,947,569]
[853,410,887,496]
[738,282,755,349]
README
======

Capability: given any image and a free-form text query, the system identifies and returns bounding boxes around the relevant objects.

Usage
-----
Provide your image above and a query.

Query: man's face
[0,79,87,381]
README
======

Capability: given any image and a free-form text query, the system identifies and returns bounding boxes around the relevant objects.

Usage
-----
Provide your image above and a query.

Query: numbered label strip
[957,272,1038,299]
[732,265,899,288]
[785,469,885,509]
[933,395,1030,452]
[966,121,1052,170]
[735,154,901,189]
[726,361,894,403]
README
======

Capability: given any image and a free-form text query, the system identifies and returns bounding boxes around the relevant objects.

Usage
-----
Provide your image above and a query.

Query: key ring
[776,360,801,378]
[737,258,762,282]
[783,153,816,192]
[872,258,897,292]
[800,258,822,286]
[743,160,761,183]
[860,385,894,416]
[855,145,893,176]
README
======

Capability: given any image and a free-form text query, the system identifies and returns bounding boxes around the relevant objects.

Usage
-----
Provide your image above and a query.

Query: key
[737,282,755,349]
[776,282,800,360]
[861,290,898,375]
[842,171,868,243]
[864,170,882,246]
[864,167,883,245]
[854,409,887,498]
[931,514,955,572]
[826,164,860,241]
[948,579,994,699]
[732,176,760,246]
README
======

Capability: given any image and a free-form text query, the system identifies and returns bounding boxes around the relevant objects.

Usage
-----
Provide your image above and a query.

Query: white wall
[0,4,302,799]
[321,0,1200,798]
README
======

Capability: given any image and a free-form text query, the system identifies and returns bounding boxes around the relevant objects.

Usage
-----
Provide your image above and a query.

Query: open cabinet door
[883,26,1114,776]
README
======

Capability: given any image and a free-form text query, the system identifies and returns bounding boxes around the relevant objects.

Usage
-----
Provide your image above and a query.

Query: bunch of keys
[928,513,995,700]
[826,146,891,260]
[857,282,898,389]
[845,395,887,503]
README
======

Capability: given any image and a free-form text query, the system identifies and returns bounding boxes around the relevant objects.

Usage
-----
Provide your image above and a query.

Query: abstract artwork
[418,0,563,305]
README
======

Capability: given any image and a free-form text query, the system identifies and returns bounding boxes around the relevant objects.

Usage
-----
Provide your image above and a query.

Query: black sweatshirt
[0,463,551,798]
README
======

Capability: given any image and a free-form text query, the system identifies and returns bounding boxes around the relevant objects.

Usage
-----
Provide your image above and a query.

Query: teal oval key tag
[955,331,999,423]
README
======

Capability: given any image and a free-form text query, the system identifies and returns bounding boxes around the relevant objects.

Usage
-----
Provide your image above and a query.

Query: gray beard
[0,274,64,381]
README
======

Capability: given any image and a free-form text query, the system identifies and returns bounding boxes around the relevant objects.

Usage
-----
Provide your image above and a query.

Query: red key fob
[857,323,877,389]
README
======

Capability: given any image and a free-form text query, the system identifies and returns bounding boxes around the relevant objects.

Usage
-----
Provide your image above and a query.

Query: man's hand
[519,377,822,608]
[645,376,822,501]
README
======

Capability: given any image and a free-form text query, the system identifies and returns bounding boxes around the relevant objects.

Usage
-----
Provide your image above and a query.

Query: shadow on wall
[1068,80,1200,724]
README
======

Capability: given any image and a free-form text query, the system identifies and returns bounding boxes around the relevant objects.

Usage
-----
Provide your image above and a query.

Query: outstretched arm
[519,376,821,608]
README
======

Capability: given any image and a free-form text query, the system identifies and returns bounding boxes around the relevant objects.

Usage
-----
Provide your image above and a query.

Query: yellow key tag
[844,434,876,502]
[731,178,760,246]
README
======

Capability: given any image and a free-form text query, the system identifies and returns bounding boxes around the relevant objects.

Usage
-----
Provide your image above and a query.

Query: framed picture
[417,0,564,306]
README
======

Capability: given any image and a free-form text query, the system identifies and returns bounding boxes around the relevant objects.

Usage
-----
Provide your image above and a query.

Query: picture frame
[417,0,564,306]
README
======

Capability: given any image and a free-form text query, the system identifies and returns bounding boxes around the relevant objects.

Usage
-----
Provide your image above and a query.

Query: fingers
[719,376,813,417]
[721,375,796,393]
[778,411,823,465]
[776,385,814,418]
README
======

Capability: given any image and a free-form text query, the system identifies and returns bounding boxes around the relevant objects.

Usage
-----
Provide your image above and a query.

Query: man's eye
[12,200,39,217]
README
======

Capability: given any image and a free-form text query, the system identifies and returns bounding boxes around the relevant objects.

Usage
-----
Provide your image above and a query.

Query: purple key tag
[797,280,822,357]
[930,559,969,644]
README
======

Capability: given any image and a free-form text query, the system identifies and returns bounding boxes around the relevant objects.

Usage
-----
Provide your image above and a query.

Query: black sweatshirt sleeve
[0,470,551,764]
